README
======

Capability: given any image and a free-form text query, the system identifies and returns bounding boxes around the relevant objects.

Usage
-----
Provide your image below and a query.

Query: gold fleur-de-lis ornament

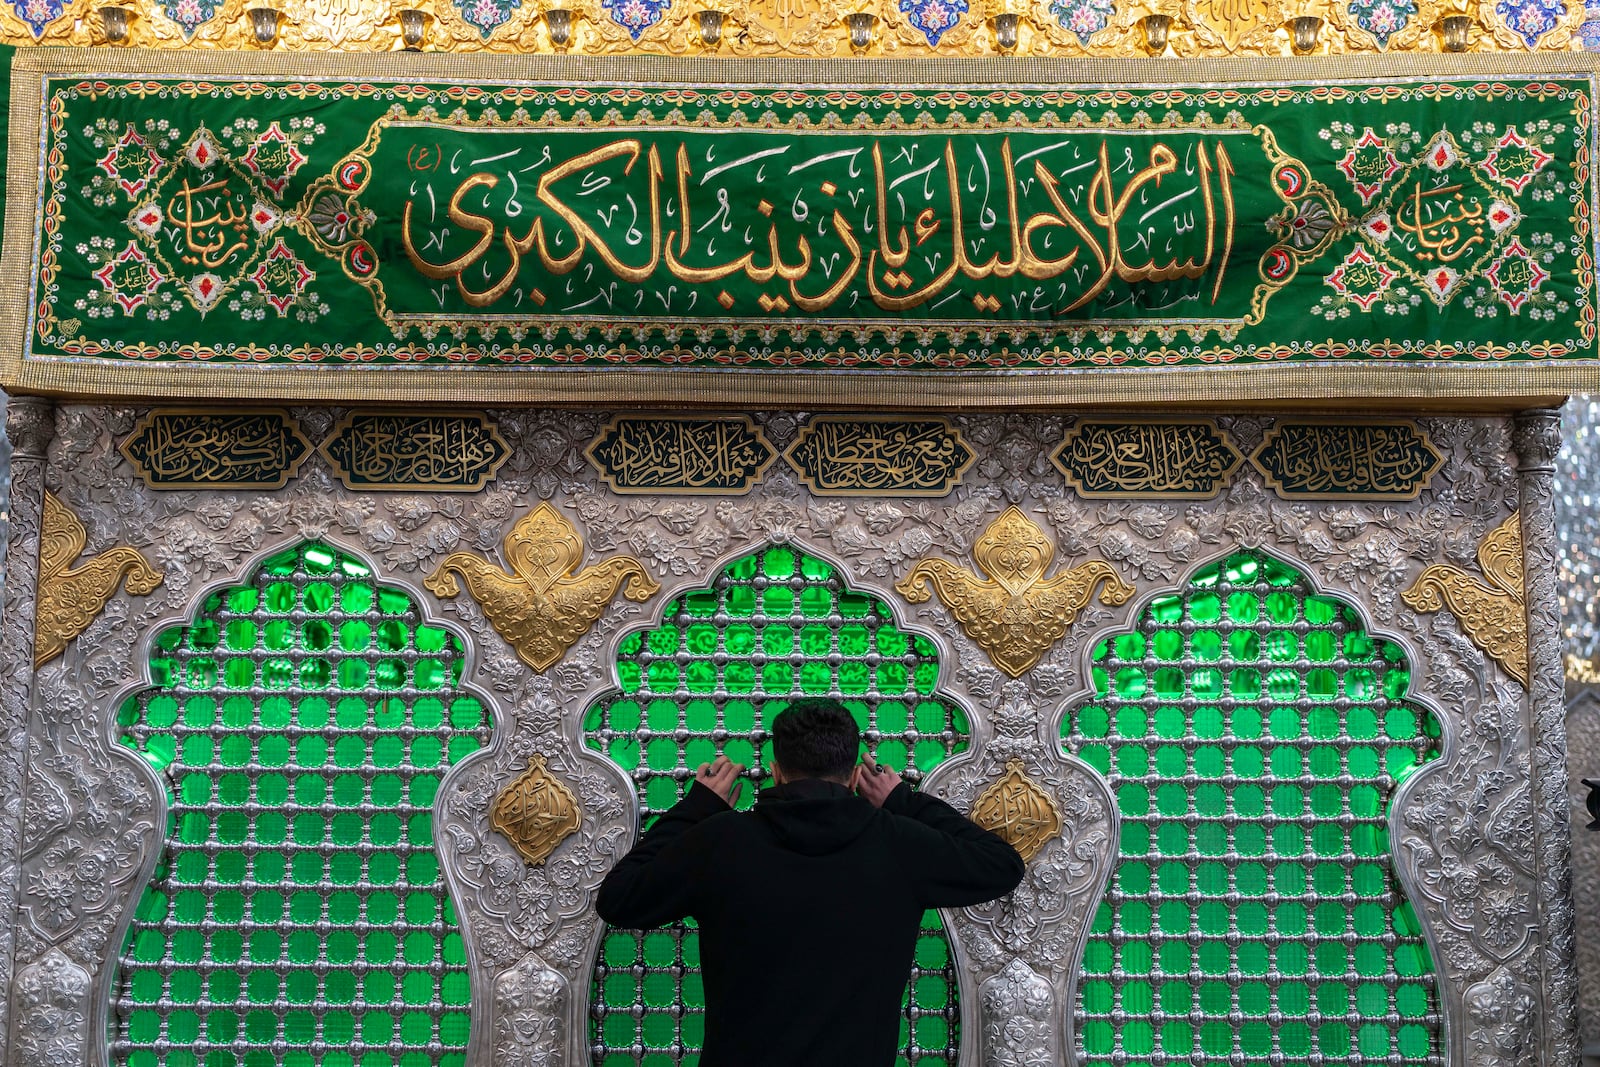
[1401,512,1527,685]
[894,506,1135,678]
[35,492,164,667]
[425,502,660,672]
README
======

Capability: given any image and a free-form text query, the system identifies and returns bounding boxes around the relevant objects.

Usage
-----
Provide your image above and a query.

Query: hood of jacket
[753,778,878,857]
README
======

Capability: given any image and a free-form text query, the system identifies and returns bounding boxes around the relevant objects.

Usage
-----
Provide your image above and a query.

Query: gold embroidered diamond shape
[127,126,285,314]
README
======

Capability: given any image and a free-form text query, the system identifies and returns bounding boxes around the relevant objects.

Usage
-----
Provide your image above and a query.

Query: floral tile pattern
[1497,0,1564,45]
[455,0,520,36]
[1347,0,1416,46]
[1048,0,1115,42]
[900,0,968,44]
[162,0,222,37]
[603,0,672,38]
[12,0,61,36]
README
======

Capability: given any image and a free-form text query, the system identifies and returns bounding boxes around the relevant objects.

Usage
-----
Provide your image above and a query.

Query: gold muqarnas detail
[490,754,583,867]
[894,506,1135,678]
[1401,512,1527,685]
[971,759,1061,863]
[424,502,660,672]
[35,492,163,667]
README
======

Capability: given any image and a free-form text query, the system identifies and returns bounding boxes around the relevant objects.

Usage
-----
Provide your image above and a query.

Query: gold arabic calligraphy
[1253,422,1443,499]
[1054,421,1242,498]
[120,411,311,489]
[587,417,775,493]
[168,177,256,269]
[786,419,973,495]
[390,131,1241,319]
[321,413,510,491]
[1395,182,1486,264]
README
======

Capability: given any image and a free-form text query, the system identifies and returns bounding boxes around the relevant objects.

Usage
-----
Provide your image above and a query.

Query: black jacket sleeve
[882,783,1026,908]
[595,782,730,929]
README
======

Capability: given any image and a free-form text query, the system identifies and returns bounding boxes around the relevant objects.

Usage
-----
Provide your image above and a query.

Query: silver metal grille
[1063,550,1443,1067]
[582,545,967,1067]
[110,542,491,1067]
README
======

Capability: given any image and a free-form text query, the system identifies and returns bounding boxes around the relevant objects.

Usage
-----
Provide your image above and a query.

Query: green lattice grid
[581,545,969,1067]
[110,542,491,1067]
[1063,550,1443,1067]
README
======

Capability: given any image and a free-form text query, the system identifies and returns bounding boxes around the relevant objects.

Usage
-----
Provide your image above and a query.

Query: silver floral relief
[1,404,1575,1067]
[979,958,1059,1067]
[1387,668,1539,1065]
[1513,409,1581,1067]
[13,947,90,1067]
[920,677,1115,1058]
[1562,686,1600,1049]
[0,398,57,1060]
[493,949,570,1067]
[14,667,157,952]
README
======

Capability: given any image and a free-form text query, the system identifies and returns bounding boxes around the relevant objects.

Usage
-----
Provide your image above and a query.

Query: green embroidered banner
[3,50,1598,405]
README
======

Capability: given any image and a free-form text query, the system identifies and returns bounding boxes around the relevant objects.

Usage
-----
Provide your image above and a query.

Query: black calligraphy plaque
[586,416,776,495]
[321,412,510,492]
[784,418,974,497]
[120,409,312,489]
[1052,421,1243,499]
[1252,421,1443,500]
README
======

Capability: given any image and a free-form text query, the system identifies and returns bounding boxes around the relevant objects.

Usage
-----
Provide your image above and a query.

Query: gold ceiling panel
[0,0,1580,55]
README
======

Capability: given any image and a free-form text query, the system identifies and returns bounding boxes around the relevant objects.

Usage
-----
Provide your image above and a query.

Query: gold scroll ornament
[490,753,583,866]
[35,492,164,667]
[971,759,1062,863]
[424,502,660,672]
[1400,512,1527,685]
[894,506,1135,678]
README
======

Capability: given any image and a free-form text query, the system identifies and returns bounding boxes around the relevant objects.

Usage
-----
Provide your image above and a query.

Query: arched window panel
[1061,549,1444,1067]
[109,542,492,1067]
[581,544,971,1067]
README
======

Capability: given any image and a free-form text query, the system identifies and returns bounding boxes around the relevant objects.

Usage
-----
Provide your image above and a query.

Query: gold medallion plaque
[490,753,584,867]
[971,758,1062,862]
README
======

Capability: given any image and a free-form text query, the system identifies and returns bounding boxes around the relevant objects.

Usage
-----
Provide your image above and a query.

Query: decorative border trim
[3,50,1600,406]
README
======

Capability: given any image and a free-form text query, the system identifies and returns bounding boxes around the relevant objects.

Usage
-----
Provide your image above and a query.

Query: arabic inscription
[970,759,1062,862]
[1253,421,1443,499]
[785,418,974,496]
[586,416,775,494]
[302,118,1274,335]
[120,410,312,489]
[320,412,511,491]
[1052,420,1242,498]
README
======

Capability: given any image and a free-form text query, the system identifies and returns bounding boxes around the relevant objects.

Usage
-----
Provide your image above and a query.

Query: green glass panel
[111,542,486,1067]
[584,546,967,1067]
[1063,549,1441,1067]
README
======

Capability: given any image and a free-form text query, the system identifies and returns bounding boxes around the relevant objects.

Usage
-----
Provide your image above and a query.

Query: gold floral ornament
[1401,512,1527,685]
[490,754,583,866]
[424,502,660,672]
[970,759,1062,863]
[35,491,164,668]
[894,506,1136,678]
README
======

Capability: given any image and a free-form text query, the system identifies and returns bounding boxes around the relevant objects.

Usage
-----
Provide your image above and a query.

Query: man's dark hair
[771,699,861,782]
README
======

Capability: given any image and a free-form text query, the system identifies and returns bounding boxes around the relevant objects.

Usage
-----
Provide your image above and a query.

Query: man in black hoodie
[595,698,1026,1067]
